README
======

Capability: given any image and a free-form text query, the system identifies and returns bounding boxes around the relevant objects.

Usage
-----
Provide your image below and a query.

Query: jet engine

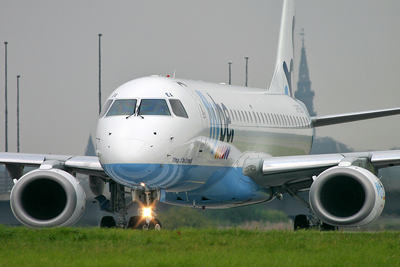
[309,165,385,227]
[10,168,86,227]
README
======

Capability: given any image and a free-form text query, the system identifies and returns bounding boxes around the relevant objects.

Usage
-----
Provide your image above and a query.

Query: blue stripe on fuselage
[102,163,265,199]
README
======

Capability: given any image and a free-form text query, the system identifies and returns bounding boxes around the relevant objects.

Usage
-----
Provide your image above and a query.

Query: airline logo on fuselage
[195,91,234,143]
[214,145,231,159]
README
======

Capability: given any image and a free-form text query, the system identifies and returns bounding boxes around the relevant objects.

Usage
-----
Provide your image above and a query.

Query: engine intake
[10,169,86,227]
[309,166,385,227]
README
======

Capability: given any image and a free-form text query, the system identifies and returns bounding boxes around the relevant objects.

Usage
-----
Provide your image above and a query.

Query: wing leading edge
[243,150,400,189]
[0,152,105,178]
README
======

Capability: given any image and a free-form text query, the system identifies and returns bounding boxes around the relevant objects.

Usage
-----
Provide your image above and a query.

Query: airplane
[1,0,400,230]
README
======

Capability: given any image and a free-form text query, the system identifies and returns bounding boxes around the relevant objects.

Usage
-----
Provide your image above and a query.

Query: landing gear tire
[294,214,310,230]
[127,216,162,230]
[320,222,338,231]
[127,216,143,229]
[149,218,162,231]
[100,216,117,228]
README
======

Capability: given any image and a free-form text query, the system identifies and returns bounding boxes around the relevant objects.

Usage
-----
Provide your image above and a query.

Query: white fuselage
[96,76,313,196]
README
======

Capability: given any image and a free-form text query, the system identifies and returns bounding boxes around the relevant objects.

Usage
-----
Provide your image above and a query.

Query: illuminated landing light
[140,182,145,187]
[142,207,153,219]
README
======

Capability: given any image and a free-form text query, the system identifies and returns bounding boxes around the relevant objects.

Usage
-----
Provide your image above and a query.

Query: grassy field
[0,226,399,266]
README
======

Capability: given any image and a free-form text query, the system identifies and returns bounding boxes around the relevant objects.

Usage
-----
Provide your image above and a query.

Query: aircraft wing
[0,152,106,179]
[311,107,400,127]
[242,150,400,190]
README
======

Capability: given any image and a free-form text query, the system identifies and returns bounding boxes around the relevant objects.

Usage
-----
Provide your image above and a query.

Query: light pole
[228,62,232,85]
[98,33,102,115]
[17,75,21,153]
[244,56,249,87]
[4,42,8,152]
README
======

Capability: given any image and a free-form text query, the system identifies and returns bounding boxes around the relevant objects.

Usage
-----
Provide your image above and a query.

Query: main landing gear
[293,214,338,231]
[98,181,162,230]
[281,186,338,231]
[294,214,310,230]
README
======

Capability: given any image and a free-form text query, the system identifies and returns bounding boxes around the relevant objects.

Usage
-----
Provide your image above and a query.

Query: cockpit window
[169,99,188,118]
[138,99,171,116]
[99,99,113,117]
[106,99,137,117]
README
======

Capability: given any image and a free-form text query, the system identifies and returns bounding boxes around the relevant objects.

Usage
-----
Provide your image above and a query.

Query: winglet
[268,0,295,96]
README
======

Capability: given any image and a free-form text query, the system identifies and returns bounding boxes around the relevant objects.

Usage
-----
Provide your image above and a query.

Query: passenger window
[266,113,270,124]
[139,99,171,116]
[106,99,137,117]
[259,113,264,124]
[100,99,113,117]
[169,99,188,118]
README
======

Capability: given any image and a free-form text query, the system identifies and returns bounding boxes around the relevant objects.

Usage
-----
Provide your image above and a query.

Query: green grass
[0,226,399,266]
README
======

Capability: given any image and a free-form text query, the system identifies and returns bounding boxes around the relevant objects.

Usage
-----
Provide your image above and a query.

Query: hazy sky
[0,0,399,155]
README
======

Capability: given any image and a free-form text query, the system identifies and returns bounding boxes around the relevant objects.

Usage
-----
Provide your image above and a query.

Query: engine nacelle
[309,166,385,227]
[10,169,86,227]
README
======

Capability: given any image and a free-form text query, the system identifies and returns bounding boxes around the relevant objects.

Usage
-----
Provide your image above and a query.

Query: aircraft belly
[161,166,272,208]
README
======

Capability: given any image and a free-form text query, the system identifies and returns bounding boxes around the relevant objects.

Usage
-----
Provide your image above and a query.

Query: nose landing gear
[97,182,163,230]
[127,214,162,230]
[128,188,162,230]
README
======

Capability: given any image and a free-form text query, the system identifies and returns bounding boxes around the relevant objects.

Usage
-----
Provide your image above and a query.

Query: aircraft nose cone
[98,136,145,164]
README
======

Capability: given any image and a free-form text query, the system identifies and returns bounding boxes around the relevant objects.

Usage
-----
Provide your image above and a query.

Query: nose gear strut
[97,181,162,230]
[128,187,162,230]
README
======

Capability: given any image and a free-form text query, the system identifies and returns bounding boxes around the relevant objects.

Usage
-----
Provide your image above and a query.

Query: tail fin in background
[268,0,295,96]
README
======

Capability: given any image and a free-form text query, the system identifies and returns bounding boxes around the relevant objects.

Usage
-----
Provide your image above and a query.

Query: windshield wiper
[136,106,144,119]
[126,111,144,119]
[125,113,135,119]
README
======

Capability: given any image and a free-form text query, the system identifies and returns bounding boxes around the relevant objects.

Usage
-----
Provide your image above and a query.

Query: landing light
[142,207,153,218]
